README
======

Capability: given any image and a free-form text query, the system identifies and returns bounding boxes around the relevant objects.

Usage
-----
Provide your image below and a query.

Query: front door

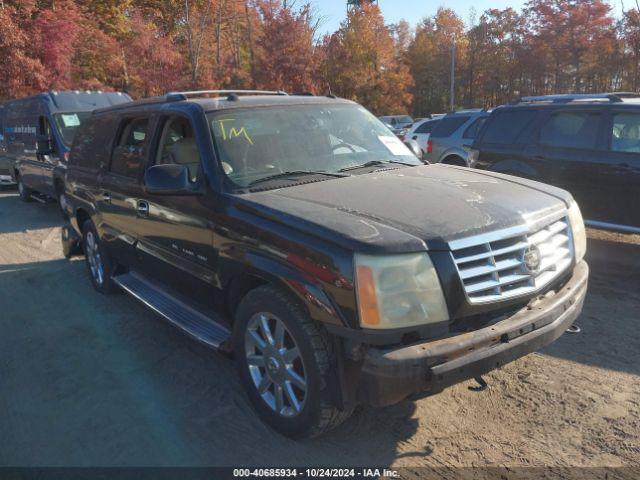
[134,114,218,310]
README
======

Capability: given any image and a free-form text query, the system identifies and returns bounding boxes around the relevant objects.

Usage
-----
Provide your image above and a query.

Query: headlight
[568,199,586,263]
[355,253,449,329]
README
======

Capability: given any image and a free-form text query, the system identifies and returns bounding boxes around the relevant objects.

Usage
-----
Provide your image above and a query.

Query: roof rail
[165,90,288,101]
[514,93,630,104]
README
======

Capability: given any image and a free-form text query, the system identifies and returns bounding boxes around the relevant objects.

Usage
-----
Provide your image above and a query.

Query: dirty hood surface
[238,164,570,253]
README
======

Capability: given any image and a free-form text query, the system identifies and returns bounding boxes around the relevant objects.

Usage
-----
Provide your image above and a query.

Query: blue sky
[313,0,624,35]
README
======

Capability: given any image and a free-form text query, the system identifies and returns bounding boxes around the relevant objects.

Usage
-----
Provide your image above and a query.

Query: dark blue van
[5,90,131,211]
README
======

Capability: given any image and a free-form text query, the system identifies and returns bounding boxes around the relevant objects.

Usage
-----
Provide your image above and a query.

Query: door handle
[137,200,149,217]
[102,192,111,203]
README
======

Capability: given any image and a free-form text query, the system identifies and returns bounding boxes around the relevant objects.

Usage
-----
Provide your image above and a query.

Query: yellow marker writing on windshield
[215,119,254,145]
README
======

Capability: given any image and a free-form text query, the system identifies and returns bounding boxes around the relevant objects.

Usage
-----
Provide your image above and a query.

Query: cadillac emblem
[523,245,542,274]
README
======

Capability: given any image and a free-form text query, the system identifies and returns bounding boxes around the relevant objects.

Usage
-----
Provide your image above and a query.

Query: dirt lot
[0,189,638,471]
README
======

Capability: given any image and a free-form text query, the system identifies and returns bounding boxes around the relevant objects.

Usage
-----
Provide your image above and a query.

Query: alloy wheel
[244,313,307,417]
[85,231,104,286]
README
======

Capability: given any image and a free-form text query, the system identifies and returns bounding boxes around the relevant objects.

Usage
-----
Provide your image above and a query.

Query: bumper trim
[358,261,589,407]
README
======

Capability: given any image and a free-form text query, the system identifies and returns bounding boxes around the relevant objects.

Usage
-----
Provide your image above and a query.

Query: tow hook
[566,324,581,334]
[468,375,488,392]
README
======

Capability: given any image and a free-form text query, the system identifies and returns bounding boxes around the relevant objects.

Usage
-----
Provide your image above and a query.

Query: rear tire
[82,220,117,294]
[235,284,352,438]
[16,174,32,202]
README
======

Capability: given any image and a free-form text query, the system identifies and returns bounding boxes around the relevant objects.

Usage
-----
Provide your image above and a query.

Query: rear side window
[479,110,537,145]
[539,111,601,149]
[431,116,470,138]
[110,117,150,178]
[610,112,640,153]
[462,117,487,139]
[415,121,437,134]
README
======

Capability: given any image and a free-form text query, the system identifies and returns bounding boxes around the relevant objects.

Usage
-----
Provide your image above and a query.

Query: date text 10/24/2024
[233,468,400,478]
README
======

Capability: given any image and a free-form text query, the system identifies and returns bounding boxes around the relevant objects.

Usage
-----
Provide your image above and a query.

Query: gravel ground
[0,190,638,472]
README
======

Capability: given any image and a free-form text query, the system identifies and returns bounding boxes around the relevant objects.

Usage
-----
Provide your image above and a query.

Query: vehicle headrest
[170,137,199,165]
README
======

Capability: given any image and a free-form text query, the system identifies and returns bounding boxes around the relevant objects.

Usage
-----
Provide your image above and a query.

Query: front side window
[53,112,91,147]
[110,117,150,178]
[539,111,601,149]
[208,104,421,188]
[155,116,201,182]
[610,112,640,153]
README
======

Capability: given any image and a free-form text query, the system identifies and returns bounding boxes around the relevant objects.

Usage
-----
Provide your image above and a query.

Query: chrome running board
[113,272,231,348]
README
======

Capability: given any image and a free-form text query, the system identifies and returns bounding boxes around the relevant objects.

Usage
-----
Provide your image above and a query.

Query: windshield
[53,112,91,147]
[395,116,413,125]
[208,104,420,188]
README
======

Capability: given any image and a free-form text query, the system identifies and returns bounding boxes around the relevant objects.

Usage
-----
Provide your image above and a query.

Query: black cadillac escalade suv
[63,90,589,438]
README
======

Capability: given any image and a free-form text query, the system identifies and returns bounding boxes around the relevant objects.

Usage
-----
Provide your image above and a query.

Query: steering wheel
[332,142,357,153]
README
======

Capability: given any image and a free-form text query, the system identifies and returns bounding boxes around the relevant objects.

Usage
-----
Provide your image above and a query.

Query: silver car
[424,110,489,166]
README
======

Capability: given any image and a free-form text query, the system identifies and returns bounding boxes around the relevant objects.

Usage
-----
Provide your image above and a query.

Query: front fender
[222,246,350,328]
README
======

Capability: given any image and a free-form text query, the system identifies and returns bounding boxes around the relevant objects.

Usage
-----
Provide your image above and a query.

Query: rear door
[99,115,152,265]
[595,109,640,230]
[532,109,606,222]
[134,114,217,309]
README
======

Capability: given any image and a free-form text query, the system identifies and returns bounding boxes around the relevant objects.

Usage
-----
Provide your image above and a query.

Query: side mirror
[36,135,54,155]
[404,139,424,161]
[144,164,201,195]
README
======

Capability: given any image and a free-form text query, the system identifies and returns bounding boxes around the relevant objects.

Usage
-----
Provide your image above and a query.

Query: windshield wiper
[247,170,349,187]
[338,160,415,173]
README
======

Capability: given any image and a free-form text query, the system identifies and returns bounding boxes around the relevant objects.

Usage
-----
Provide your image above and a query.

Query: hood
[235,164,570,253]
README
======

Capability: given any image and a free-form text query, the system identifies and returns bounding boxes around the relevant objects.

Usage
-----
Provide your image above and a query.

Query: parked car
[4,90,131,213]
[406,118,441,155]
[64,90,588,439]
[0,105,13,186]
[471,93,640,234]
[424,110,489,166]
[379,115,414,130]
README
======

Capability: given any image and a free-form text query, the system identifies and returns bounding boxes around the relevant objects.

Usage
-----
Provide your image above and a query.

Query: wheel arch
[223,251,343,329]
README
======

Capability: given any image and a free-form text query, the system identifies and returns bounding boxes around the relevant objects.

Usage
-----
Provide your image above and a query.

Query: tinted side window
[415,121,437,134]
[610,112,640,153]
[69,115,117,170]
[462,117,487,139]
[110,117,150,178]
[539,111,601,149]
[431,116,470,137]
[479,110,537,145]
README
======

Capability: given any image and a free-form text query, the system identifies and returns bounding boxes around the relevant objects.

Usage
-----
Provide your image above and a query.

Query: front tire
[82,220,117,294]
[16,174,32,202]
[235,285,352,438]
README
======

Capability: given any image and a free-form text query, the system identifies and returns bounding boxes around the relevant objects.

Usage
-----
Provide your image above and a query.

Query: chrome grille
[450,218,573,303]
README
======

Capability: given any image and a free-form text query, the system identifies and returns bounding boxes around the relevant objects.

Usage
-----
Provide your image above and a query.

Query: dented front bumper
[358,261,589,407]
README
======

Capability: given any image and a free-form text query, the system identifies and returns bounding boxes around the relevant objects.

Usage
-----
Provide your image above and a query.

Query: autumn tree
[321,3,412,114]
[407,8,466,115]
[253,1,319,92]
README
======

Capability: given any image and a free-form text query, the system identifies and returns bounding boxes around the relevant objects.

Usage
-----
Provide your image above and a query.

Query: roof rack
[165,90,288,101]
[514,93,640,104]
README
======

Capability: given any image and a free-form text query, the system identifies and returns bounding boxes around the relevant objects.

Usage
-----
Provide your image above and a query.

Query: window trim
[149,113,204,184]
